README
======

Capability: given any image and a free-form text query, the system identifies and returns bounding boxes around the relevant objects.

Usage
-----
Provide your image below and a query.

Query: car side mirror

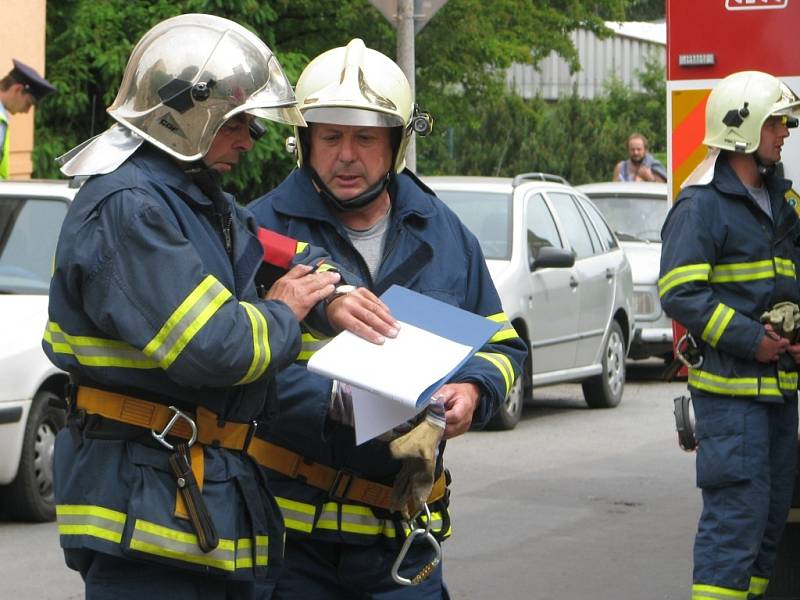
[530,246,575,271]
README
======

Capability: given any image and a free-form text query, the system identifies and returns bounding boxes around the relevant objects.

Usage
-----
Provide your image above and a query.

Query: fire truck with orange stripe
[666,2,800,597]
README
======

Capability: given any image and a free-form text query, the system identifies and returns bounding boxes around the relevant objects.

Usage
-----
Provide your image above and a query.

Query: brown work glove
[388,401,445,519]
[760,301,800,343]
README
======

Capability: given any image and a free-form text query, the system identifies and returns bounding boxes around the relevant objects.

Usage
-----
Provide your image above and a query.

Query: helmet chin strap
[306,165,392,212]
[753,151,776,177]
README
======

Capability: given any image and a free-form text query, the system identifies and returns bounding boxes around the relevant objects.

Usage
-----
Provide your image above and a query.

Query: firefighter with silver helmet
[46,15,396,598]
[659,71,800,600]
[248,39,526,598]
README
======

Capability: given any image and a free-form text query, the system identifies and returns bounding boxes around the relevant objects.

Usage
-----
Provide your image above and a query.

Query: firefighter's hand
[325,287,399,345]
[388,402,445,519]
[755,324,790,363]
[787,342,800,365]
[266,264,339,321]
[432,382,481,439]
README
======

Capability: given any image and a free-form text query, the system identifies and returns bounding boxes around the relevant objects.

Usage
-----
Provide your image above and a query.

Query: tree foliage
[37,0,658,199]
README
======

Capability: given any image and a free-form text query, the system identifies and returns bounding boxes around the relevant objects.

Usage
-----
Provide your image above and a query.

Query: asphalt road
[0,362,696,600]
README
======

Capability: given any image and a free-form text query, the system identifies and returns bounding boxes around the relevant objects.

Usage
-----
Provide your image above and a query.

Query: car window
[548,192,595,259]
[588,194,668,243]
[434,189,512,260]
[0,196,69,294]
[525,193,563,260]
[580,197,619,250]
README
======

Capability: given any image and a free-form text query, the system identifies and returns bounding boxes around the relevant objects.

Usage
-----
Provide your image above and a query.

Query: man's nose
[338,136,355,161]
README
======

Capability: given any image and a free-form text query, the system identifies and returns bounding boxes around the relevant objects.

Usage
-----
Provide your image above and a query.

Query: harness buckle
[328,469,355,502]
[391,503,442,586]
[151,406,197,451]
[675,333,704,369]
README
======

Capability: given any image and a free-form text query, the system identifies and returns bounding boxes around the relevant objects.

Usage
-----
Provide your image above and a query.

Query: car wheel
[582,321,626,409]
[486,356,530,431]
[0,390,65,521]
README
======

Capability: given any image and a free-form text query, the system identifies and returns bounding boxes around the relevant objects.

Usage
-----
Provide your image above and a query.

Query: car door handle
[605,268,614,280]
[569,276,579,288]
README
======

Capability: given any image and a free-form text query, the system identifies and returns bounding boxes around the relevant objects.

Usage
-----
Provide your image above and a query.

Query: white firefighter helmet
[681,71,800,188]
[704,70,800,153]
[59,13,305,176]
[292,38,430,173]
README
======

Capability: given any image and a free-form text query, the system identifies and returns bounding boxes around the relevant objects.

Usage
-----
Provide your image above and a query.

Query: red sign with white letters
[667,0,799,80]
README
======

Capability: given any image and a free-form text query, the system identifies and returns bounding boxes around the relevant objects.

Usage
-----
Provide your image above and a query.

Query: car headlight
[633,289,659,319]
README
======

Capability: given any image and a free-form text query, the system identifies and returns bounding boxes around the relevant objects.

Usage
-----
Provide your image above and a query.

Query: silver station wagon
[424,174,634,430]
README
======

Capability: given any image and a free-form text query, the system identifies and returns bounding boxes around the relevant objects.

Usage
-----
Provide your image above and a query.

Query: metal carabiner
[151,406,197,451]
[391,503,442,586]
[675,333,703,369]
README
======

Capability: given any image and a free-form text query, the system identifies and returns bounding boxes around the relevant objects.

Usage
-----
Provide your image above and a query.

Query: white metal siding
[506,29,665,100]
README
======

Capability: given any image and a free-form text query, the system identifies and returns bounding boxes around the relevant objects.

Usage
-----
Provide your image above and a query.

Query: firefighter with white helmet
[248,38,526,598]
[659,70,800,599]
[47,16,396,599]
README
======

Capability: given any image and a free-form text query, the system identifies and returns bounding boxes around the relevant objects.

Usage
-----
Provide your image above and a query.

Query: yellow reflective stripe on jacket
[275,496,448,539]
[689,369,796,396]
[658,263,711,297]
[44,322,158,369]
[691,583,748,599]
[710,259,775,283]
[297,332,330,362]
[235,536,269,568]
[143,275,232,369]
[475,351,514,397]
[486,313,519,343]
[748,576,769,597]
[130,518,237,572]
[236,302,271,384]
[57,504,126,543]
[701,303,734,347]
[774,257,796,278]
[296,241,308,253]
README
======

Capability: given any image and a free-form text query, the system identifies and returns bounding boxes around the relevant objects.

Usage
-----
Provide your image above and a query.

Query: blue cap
[10,59,56,102]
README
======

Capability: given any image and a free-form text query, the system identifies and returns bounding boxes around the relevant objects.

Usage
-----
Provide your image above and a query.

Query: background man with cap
[0,59,55,179]
[659,71,800,600]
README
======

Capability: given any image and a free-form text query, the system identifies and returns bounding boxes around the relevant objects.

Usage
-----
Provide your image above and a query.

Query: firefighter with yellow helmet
[47,15,396,599]
[659,71,800,599]
[248,39,526,598]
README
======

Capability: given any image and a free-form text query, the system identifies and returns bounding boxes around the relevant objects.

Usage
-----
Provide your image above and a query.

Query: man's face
[203,113,254,173]
[308,123,393,202]
[5,84,34,115]
[627,138,647,164]
[757,115,791,165]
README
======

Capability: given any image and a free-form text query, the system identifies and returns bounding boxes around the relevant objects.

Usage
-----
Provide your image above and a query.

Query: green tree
[37,0,632,198]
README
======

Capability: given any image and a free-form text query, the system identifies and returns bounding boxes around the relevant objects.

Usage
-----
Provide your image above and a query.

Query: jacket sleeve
[449,231,528,429]
[82,189,303,388]
[658,192,763,360]
[255,226,364,337]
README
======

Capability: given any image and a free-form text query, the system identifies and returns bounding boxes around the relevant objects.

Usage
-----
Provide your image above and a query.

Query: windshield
[0,196,68,294]
[588,194,668,243]
[434,189,512,260]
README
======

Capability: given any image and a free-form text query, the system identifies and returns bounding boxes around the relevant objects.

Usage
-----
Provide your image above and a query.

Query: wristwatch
[326,284,357,305]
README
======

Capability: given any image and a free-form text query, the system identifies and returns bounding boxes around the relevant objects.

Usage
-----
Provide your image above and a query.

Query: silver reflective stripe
[45,322,157,369]
[774,257,796,278]
[56,504,126,543]
[129,518,236,571]
[276,497,315,533]
[237,302,271,384]
[710,260,774,283]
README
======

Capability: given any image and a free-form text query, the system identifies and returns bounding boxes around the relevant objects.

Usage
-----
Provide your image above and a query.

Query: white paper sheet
[307,321,471,442]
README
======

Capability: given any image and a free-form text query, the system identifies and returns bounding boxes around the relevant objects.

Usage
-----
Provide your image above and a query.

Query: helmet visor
[302,106,404,128]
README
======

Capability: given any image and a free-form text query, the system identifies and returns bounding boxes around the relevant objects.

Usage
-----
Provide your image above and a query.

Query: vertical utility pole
[396,0,417,171]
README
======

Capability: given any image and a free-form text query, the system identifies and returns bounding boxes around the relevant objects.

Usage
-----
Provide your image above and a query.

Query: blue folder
[380,285,502,406]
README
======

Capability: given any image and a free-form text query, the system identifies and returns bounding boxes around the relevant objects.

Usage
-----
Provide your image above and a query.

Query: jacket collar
[270,168,437,226]
[128,145,215,209]
[712,154,791,199]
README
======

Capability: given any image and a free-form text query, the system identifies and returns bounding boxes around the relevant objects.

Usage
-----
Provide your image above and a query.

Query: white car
[424,174,635,430]
[577,182,672,361]
[0,179,75,521]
